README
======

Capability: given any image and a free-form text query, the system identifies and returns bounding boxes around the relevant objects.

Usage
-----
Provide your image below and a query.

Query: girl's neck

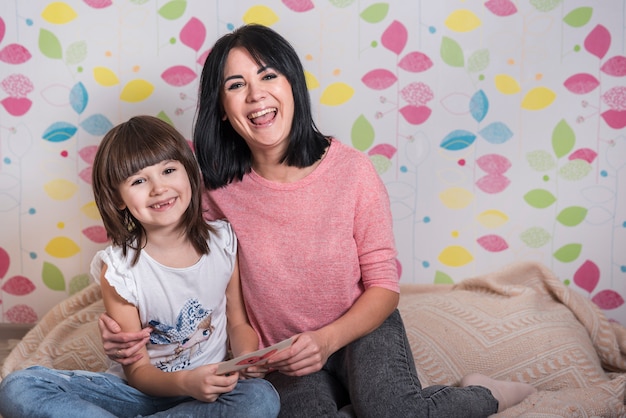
[143,228,201,268]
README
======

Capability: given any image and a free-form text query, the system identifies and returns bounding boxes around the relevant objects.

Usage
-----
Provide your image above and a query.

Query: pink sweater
[204,139,399,348]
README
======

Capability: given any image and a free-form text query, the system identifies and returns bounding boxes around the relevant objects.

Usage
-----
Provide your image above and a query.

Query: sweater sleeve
[353,153,400,293]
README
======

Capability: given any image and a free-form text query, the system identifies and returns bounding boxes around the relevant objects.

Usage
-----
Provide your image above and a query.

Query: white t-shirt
[91,220,236,378]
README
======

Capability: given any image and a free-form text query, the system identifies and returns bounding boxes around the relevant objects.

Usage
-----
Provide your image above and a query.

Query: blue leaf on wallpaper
[42,122,78,142]
[70,82,88,115]
[80,114,113,136]
[440,130,476,151]
[478,122,513,144]
[470,89,488,123]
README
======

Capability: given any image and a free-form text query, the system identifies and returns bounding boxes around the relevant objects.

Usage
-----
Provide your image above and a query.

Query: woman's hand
[98,312,151,365]
[265,331,331,377]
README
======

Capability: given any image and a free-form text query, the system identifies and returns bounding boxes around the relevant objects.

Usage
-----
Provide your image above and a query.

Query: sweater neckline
[247,138,336,190]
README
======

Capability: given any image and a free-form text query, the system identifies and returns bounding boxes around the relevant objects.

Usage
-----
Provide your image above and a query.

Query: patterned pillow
[398,268,626,416]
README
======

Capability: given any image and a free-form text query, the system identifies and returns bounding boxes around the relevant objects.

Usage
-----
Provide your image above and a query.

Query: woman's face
[220,47,295,155]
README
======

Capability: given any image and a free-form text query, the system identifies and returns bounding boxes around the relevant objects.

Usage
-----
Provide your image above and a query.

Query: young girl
[0,115,280,418]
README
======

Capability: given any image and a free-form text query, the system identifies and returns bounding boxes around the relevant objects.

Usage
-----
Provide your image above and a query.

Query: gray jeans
[266,310,498,418]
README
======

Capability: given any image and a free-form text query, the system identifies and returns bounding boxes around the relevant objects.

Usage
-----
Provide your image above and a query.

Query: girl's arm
[224,255,259,359]
[99,265,238,401]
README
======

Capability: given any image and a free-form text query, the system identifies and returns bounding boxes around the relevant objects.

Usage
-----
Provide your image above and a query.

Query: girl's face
[220,47,295,155]
[118,159,191,233]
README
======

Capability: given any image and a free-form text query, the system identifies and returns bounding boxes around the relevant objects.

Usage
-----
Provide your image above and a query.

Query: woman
[101,25,535,417]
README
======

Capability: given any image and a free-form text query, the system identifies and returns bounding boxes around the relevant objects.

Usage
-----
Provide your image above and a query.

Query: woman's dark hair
[92,115,210,265]
[193,24,329,190]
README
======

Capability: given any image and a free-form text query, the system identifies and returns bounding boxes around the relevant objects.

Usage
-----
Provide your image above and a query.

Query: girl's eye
[164,168,175,175]
[130,178,145,186]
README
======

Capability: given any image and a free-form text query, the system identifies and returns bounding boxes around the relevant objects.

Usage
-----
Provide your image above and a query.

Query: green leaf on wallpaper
[551,119,575,158]
[42,261,66,291]
[523,189,556,209]
[69,273,90,295]
[467,49,489,73]
[553,243,582,263]
[351,114,375,151]
[157,111,174,126]
[130,0,150,4]
[369,154,392,174]
[359,3,389,23]
[526,150,556,172]
[556,206,587,227]
[530,0,562,13]
[563,7,592,28]
[434,270,454,285]
[65,41,87,65]
[158,0,187,20]
[39,29,63,60]
[440,36,464,68]
[558,159,592,181]
[519,226,551,248]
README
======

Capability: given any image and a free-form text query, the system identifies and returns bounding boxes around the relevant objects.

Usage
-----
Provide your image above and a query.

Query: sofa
[2,261,625,416]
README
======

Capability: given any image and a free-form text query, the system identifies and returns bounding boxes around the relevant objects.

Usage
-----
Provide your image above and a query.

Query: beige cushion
[2,261,626,416]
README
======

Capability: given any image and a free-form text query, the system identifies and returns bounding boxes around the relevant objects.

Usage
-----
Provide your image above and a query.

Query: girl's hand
[184,365,239,402]
[265,332,331,377]
[98,312,151,365]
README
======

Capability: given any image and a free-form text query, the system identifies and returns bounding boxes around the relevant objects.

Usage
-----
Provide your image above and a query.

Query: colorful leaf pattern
[0,1,624,326]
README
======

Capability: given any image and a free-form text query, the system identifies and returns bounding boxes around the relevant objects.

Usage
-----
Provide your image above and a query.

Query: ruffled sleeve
[90,246,139,306]
[207,219,237,268]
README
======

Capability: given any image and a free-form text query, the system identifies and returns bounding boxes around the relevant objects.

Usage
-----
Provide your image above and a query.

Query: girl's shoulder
[206,219,237,255]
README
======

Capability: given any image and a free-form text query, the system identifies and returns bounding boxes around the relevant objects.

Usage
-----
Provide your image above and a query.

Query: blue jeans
[266,310,498,418]
[0,366,280,417]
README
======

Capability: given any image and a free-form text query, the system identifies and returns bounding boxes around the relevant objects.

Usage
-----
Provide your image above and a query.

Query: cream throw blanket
[2,261,626,416]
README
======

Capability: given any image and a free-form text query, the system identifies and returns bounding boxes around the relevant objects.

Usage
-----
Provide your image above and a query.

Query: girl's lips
[150,197,175,209]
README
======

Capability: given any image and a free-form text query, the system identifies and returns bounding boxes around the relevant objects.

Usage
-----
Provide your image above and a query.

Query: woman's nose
[246,82,266,102]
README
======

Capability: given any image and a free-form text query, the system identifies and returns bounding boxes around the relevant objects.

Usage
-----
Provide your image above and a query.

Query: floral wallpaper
[1,0,625,326]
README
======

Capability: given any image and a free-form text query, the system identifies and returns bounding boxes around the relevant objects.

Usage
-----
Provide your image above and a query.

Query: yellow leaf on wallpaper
[44,179,78,200]
[476,209,509,228]
[305,70,320,90]
[243,5,279,26]
[45,237,80,258]
[445,9,481,32]
[320,82,354,106]
[93,67,120,87]
[438,186,474,209]
[521,87,556,110]
[41,2,78,24]
[120,79,155,103]
[438,245,474,267]
[81,201,102,220]
[494,74,521,95]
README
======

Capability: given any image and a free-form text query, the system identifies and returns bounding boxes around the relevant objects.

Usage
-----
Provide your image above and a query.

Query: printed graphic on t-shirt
[149,298,214,371]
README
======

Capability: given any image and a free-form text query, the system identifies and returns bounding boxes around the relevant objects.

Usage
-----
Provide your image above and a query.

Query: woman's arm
[266,286,398,376]
[224,255,259,358]
[100,265,239,401]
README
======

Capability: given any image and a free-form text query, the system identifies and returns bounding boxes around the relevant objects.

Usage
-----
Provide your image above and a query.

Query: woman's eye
[263,73,277,81]
[226,81,244,90]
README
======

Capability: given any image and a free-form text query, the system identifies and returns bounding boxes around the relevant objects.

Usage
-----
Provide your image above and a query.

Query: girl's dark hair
[92,115,210,265]
[194,24,329,190]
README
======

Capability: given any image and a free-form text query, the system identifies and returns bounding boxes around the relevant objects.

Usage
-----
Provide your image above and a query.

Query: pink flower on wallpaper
[569,148,597,164]
[563,73,600,94]
[282,0,314,12]
[485,0,518,17]
[83,0,113,9]
[584,24,611,59]
[600,55,626,77]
